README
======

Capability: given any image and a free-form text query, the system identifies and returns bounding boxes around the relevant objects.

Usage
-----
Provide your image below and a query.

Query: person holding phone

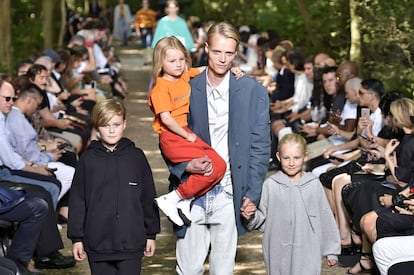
[361,107,370,118]
[357,80,384,139]
[359,107,371,138]
[344,97,414,274]
[319,91,402,266]
[321,78,385,163]
[5,85,75,205]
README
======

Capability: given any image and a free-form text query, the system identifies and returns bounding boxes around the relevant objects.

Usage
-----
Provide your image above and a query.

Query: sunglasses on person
[0,95,18,102]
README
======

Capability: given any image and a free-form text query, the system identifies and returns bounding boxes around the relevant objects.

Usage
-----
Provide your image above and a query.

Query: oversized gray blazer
[170,71,270,236]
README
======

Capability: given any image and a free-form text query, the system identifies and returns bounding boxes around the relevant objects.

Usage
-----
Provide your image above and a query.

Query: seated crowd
[0,17,128,275]
[1,14,414,274]
[242,31,414,274]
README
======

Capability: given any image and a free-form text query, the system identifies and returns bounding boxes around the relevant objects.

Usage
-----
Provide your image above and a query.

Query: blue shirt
[6,107,53,165]
[0,112,25,169]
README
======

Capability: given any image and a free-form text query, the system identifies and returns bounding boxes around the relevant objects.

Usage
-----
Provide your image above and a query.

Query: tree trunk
[42,0,54,49]
[349,0,361,67]
[57,0,66,47]
[0,0,12,74]
[85,0,89,15]
[294,0,321,50]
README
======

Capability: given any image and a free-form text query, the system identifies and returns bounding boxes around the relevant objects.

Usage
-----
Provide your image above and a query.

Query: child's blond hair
[152,36,192,83]
[92,99,126,128]
[278,133,307,155]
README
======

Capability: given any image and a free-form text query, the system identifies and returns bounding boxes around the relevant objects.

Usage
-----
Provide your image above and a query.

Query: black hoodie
[68,137,160,261]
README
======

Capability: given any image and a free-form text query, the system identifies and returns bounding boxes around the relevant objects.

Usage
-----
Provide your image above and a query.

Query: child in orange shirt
[149,36,241,226]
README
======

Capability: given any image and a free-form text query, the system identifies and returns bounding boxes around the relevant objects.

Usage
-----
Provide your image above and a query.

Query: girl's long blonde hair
[152,36,192,84]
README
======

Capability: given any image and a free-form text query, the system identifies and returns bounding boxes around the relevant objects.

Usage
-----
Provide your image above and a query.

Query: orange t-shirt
[134,8,157,29]
[149,68,201,133]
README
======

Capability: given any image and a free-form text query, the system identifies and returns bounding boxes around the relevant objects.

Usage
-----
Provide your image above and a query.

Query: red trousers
[160,127,226,198]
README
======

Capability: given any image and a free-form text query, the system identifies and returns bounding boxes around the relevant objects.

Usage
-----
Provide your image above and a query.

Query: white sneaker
[155,192,183,226]
[177,199,192,225]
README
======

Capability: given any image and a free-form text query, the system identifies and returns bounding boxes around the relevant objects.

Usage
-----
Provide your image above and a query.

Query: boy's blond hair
[92,99,126,128]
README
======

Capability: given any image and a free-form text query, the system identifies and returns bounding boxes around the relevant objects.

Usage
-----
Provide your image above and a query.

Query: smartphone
[381,181,397,190]
[97,68,109,75]
[328,155,344,163]
[57,110,65,119]
[361,108,370,119]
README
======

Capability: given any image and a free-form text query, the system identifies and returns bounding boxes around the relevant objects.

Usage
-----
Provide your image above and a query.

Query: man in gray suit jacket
[169,22,270,274]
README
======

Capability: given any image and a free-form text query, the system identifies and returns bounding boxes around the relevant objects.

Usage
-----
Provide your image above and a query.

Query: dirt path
[49,44,348,275]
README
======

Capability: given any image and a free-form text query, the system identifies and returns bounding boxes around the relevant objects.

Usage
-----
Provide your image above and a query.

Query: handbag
[0,185,25,214]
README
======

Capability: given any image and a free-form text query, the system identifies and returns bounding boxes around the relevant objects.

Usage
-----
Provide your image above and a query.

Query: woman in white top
[271,50,313,137]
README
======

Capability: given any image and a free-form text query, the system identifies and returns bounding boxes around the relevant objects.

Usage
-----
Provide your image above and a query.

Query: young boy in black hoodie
[68,99,160,274]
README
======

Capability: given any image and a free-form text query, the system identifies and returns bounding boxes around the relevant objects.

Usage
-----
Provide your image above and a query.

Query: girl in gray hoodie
[245,133,340,274]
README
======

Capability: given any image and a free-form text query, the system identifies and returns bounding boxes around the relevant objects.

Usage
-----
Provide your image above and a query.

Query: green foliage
[183,0,413,98]
[183,0,350,57]
[5,0,414,99]
[358,0,414,97]
[10,1,43,70]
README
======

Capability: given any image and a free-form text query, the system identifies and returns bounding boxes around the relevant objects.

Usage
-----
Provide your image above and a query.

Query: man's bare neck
[207,70,227,88]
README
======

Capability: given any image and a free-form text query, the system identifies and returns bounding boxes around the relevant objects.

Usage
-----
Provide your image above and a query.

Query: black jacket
[67,138,160,261]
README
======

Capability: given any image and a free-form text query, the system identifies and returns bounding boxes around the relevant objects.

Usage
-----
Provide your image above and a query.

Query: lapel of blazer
[228,74,241,145]
[190,74,211,145]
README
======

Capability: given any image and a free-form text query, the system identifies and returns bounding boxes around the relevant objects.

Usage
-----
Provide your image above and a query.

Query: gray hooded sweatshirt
[247,171,340,275]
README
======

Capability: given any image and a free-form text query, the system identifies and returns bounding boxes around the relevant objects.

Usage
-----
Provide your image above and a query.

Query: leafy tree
[10,1,43,72]
[1,0,413,99]
[357,0,414,97]
[0,0,12,73]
